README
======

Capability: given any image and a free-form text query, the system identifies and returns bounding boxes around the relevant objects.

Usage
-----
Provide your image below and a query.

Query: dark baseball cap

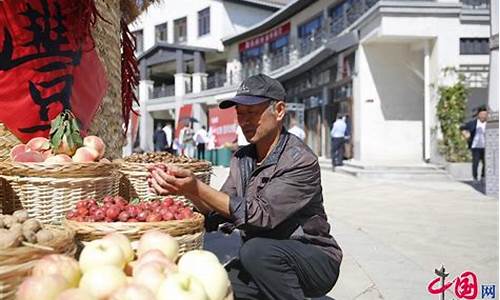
[219,74,286,109]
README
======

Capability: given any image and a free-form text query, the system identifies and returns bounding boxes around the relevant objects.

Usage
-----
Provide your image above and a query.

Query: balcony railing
[269,48,290,71]
[207,72,227,89]
[241,60,263,80]
[150,84,175,99]
[461,0,489,9]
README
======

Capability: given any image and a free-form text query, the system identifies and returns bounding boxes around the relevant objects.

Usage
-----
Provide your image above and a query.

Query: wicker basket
[0,225,77,300]
[0,123,20,162]
[64,212,205,255]
[0,162,119,224]
[119,161,212,205]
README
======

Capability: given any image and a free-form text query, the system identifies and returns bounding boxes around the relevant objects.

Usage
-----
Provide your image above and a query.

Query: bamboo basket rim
[0,225,75,268]
[118,160,212,173]
[63,212,205,237]
[0,161,117,178]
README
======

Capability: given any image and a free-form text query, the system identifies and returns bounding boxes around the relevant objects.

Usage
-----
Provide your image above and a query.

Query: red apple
[79,265,127,299]
[109,284,155,300]
[17,274,70,300]
[79,239,126,273]
[137,230,179,261]
[32,254,81,288]
[56,288,96,300]
[156,273,208,300]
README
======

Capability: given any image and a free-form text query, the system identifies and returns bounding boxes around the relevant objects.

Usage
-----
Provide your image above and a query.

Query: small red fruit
[146,213,162,222]
[137,211,149,222]
[103,196,115,204]
[94,208,105,221]
[126,206,138,218]
[118,211,129,222]
[106,206,120,220]
[77,207,89,216]
[161,210,174,221]
[162,198,174,207]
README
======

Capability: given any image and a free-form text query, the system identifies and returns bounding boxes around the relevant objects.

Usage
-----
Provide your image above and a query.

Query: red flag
[0,0,107,143]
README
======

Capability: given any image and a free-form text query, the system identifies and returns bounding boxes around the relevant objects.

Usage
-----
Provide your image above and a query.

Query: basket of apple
[0,110,119,225]
[64,196,205,255]
[0,210,76,300]
[16,231,233,300]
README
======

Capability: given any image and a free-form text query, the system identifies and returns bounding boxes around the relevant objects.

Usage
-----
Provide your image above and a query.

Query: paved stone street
[206,165,499,300]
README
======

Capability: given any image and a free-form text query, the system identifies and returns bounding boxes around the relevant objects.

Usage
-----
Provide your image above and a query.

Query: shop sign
[239,22,291,52]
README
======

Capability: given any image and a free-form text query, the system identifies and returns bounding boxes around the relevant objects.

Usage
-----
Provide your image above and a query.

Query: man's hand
[147,164,197,197]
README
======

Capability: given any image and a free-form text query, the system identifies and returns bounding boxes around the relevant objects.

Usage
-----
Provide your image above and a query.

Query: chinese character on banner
[0,0,107,143]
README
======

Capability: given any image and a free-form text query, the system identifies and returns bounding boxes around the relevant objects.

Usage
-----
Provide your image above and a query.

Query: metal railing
[207,72,227,89]
[151,84,175,98]
[269,47,290,71]
[241,60,263,80]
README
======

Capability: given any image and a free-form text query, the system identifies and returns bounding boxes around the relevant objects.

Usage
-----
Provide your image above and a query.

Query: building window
[460,38,489,55]
[174,17,187,43]
[198,7,210,36]
[155,22,167,42]
[133,30,143,53]
[298,15,323,39]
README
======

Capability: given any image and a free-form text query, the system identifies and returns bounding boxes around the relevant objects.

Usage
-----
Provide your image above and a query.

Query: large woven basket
[0,162,119,224]
[119,161,212,205]
[0,123,20,162]
[0,225,76,300]
[64,212,205,255]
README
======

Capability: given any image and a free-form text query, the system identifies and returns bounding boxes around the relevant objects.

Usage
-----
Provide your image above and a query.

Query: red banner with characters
[0,0,107,143]
[209,106,238,148]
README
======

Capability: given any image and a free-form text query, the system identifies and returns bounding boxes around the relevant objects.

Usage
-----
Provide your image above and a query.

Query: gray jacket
[220,129,342,263]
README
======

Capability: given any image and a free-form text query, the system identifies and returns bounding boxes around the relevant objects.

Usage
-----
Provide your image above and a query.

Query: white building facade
[127,0,284,153]
[133,0,491,167]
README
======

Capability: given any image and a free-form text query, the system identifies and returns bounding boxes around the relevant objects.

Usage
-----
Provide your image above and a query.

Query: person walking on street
[288,118,306,141]
[460,106,488,183]
[163,123,174,153]
[153,123,167,152]
[330,115,347,170]
[179,123,195,157]
[148,74,342,300]
[195,125,209,160]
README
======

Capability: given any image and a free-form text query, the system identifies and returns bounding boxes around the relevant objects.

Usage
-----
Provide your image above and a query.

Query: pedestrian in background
[288,118,306,141]
[460,106,488,183]
[179,123,195,157]
[163,122,173,153]
[330,114,347,170]
[195,125,209,160]
[153,123,167,152]
[343,114,352,160]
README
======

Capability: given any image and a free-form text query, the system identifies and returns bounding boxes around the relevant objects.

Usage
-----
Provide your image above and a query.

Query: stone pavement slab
[205,166,498,300]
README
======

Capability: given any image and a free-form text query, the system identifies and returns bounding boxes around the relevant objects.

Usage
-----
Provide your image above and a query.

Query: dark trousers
[471,148,485,180]
[331,137,345,167]
[227,237,340,300]
[197,143,206,160]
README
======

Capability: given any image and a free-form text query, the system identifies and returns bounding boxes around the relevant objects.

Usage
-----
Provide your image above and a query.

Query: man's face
[478,111,488,122]
[236,100,284,143]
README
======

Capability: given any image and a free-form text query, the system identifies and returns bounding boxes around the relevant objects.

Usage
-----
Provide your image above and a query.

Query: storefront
[282,49,356,158]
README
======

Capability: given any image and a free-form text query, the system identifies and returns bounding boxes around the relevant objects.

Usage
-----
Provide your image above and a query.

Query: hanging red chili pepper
[121,18,140,135]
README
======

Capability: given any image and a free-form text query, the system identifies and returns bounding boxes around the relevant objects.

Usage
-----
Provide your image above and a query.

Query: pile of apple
[17,231,231,300]
[10,135,107,164]
[66,196,194,222]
